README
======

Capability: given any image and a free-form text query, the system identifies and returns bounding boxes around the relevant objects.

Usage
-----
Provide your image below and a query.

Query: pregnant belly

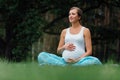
[62,49,84,62]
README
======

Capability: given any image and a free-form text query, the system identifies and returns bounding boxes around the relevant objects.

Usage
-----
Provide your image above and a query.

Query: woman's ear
[79,16,81,20]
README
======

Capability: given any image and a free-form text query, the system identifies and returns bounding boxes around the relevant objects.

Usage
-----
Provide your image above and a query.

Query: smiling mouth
[69,18,73,20]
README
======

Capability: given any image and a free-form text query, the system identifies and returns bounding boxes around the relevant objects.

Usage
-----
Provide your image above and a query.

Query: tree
[0,0,44,61]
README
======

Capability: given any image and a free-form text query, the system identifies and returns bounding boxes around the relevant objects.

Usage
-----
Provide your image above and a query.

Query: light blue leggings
[38,52,102,66]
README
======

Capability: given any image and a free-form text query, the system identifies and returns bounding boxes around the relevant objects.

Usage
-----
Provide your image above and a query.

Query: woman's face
[69,9,80,23]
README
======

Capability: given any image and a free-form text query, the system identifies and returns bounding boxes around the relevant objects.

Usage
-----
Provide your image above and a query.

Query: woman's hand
[67,57,81,63]
[64,43,76,51]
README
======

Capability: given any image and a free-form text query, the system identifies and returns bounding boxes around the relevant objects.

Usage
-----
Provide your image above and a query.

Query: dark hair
[70,7,83,21]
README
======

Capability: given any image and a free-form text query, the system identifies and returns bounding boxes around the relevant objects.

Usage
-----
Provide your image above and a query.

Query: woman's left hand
[67,57,81,63]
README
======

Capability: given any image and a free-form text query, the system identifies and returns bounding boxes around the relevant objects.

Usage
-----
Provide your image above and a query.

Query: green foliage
[0,0,47,61]
[12,9,44,61]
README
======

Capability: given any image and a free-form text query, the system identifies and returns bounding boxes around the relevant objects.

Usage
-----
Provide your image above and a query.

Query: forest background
[0,0,120,63]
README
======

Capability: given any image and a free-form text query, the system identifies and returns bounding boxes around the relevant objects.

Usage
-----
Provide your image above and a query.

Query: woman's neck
[71,22,81,28]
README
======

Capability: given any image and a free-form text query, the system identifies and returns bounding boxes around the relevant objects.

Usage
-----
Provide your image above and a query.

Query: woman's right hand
[63,43,76,51]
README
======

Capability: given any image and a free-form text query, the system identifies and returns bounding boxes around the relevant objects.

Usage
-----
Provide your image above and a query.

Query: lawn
[0,61,120,80]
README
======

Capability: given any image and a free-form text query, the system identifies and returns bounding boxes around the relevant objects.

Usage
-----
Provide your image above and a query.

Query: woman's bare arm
[80,28,92,58]
[57,29,66,54]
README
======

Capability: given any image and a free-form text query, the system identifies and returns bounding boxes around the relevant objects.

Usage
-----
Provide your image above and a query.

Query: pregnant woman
[38,7,102,66]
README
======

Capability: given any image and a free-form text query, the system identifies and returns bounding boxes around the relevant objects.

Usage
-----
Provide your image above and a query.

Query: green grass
[0,61,120,80]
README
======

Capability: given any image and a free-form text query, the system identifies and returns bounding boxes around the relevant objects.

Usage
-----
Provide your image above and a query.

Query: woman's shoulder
[82,26,91,34]
[82,26,90,31]
[61,28,69,34]
[61,27,70,37]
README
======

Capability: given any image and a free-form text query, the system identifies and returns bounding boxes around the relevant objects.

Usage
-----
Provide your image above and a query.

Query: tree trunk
[0,38,5,57]
[43,33,59,54]
[104,5,110,26]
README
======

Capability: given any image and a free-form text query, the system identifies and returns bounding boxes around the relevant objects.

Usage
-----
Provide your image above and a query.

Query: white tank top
[62,27,85,61]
